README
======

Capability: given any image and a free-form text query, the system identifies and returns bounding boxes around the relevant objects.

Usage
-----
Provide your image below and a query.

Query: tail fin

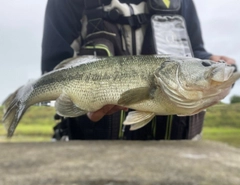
[2,81,35,137]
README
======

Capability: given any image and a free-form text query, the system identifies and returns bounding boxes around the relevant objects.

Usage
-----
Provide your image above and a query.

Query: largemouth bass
[2,55,240,137]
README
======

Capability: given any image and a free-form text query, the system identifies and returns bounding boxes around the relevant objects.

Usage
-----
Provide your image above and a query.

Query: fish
[2,55,240,137]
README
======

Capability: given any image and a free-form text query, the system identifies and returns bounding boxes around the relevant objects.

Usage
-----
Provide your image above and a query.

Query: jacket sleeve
[41,0,84,74]
[180,0,212,59]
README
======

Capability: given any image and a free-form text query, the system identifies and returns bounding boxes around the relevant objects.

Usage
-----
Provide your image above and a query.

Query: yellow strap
[163,0,171,8]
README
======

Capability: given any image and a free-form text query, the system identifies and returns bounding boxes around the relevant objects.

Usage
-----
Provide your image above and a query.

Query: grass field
[0,106,56,142]
[202,103,240,148]
[202,127,240,148]
[0,103,240,147]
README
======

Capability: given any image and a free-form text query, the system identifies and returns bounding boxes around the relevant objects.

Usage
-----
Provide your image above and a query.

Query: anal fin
[123,111,155,131]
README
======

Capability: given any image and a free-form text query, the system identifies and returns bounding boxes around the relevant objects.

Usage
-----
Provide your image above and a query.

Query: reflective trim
[85,44,113,56]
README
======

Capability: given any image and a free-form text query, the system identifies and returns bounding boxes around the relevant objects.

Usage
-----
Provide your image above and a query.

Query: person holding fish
[38,0,236,141]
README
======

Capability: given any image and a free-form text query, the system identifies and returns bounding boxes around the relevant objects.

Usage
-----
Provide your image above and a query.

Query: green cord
[165,115,173,140]
[152,116,157,139]
[119,110,126,139]
[168,115,173,139]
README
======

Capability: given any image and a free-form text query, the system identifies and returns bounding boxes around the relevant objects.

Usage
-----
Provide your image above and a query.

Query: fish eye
[201,61,211,67]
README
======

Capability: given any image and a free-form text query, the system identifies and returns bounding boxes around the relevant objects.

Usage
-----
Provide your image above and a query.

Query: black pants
[53,111,205,140]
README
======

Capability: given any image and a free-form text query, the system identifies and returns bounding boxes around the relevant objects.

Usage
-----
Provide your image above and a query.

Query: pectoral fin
[118,87,154,106]
[55,93,86,117]
[123,111,155,130]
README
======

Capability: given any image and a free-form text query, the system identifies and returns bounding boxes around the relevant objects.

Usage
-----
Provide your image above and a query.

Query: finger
[210,55,236,65]
[87,105,115,122]
[106,106,128,115]
[220,56,236,65]
[209,55,221,62]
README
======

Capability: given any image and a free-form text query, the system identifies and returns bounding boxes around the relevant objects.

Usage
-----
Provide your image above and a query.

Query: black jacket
[41,0,211,140]
[41,0,211,73]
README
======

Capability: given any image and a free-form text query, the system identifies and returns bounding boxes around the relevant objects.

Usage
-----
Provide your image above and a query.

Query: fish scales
[2,55,240,136]
[52,56,162,110]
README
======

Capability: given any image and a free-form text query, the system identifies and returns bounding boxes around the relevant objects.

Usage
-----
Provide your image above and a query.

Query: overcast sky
[0,0,239,104]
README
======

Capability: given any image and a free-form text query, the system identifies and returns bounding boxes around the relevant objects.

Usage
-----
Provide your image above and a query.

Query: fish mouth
[210,64,240,91]
[211,71,240,90]
[211,63,235,82]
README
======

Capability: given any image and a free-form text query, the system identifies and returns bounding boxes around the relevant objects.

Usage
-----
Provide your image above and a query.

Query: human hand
[87,105,128,122]
[210,55,236,65]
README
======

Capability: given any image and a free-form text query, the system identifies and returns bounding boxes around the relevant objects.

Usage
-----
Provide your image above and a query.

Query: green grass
[0,106,56,142]
[0,135,52,142]
[202,127,240,148]
[204,103,240,128]
[202,103,240,147]
[0,103,240,147]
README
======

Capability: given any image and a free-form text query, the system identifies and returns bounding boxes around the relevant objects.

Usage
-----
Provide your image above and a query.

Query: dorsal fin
[54,55,101,70]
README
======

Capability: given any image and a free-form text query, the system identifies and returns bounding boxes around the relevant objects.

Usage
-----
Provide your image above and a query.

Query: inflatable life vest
[53,0,204,140]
